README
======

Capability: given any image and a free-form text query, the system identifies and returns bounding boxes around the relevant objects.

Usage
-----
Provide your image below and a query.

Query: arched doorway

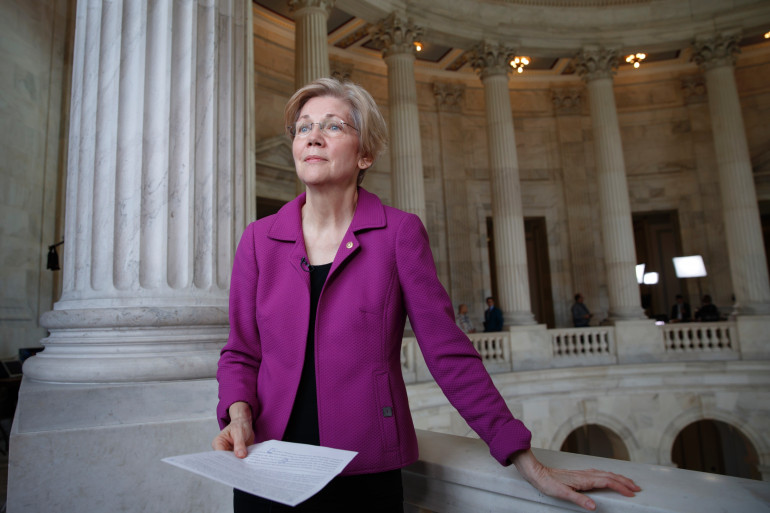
[671,419,761,480]
[560,424,630,461]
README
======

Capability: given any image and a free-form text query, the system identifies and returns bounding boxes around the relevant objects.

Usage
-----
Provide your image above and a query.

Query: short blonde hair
[285,78,388,185]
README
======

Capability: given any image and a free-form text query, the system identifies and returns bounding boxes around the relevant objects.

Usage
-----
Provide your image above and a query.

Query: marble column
[371,12,427,224]
[469,42,536,326]
[23,0,253,383]
[289,0,334,88]
[693,33,770,315]
[575,47,645,321]
[289,0,334,195]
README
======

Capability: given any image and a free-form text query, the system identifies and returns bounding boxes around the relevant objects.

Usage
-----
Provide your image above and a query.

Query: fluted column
[693,33,770,315]
[24,0,253,383]
[289,0,333,88]
[575,47,645,321]
[371,12,426,224]
[469,42,535,326]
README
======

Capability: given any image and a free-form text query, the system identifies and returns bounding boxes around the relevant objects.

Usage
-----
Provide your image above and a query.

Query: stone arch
[550,410,642,462]
[657,408,769,469]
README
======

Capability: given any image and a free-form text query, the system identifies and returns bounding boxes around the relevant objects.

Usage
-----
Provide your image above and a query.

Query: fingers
[211,431,234,451]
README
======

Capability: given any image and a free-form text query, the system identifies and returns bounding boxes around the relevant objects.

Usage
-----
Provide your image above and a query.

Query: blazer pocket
[374,371,399,452]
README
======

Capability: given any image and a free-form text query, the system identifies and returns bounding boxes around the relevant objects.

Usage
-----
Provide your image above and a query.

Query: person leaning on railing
[694,294,720,322]
[213,78,640,512]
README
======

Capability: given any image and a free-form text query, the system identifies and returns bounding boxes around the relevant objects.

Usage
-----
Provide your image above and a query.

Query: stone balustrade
[401,321,752,382]
[402,430,770,513]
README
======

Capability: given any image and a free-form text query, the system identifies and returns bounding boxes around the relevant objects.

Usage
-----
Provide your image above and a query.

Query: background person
[483,296,504,332]
[694,294,720,322]
[213,78,639,512]
[456,303,476,333]
[669,294,691,323]
[571,293,593,327]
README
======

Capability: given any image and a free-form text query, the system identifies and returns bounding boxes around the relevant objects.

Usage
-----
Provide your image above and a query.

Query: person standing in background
[456,303,476,333]
[483,297,503,332]
[669,294,691,323]
[571,293,592,327]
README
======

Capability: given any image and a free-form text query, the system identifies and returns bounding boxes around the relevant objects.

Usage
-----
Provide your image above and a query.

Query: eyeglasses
[288,119,359,138]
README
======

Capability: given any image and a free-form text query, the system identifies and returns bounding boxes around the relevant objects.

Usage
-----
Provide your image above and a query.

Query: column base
[504,310,537,326]
[7,377,230,513]
[24,306,227,383]
[608,305,647,322]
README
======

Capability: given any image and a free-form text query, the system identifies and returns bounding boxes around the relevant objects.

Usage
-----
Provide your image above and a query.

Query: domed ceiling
[254,0,770,76]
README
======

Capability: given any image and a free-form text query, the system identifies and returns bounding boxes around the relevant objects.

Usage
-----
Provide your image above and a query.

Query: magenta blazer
[217,187,531,475]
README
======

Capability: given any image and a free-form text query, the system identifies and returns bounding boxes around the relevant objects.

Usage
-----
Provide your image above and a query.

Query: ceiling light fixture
[509,56,530,73]
[625,53,646,68]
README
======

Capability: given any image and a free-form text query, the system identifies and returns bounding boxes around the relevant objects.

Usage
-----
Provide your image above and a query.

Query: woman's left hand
[511,449,641,511]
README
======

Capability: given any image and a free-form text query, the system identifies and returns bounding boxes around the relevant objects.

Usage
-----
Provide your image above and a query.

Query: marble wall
[0,0,72,358]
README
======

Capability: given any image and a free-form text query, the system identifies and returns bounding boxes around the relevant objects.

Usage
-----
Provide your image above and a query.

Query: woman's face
[292,95,371,190]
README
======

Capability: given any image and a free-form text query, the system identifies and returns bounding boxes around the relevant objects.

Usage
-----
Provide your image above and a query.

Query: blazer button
[346,241,353,249]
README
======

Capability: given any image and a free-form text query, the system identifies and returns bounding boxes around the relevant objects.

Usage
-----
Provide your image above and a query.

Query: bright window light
[673,255,707,278]
[636,264,646,284]
[643,272,659,285]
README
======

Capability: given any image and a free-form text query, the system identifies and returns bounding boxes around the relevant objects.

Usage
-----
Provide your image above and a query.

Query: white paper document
[162,440,358,506]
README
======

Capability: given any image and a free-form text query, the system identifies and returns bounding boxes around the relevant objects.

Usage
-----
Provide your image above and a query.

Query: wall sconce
[47,240,64,271]
[510,56,530,73]
[625,52,646,68]
[413,41,423,52]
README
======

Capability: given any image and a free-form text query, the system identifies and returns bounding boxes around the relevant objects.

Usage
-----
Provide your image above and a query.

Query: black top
[235,261,404,511]
[282,262,332,445]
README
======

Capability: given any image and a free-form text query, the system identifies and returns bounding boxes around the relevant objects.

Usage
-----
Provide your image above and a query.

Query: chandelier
[625,52,646,68]
[509,56,530,73]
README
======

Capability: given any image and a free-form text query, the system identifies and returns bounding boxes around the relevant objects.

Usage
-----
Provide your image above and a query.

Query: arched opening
[560,424,630,461]
[671,419,761,480]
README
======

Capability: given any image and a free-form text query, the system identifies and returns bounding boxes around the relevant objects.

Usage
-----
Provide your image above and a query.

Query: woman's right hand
[212,401,254,458]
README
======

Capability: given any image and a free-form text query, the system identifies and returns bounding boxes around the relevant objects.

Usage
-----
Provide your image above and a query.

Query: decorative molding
[287,0,335,17]
[433,82,465,112]
[551,87,584,115]
[370,12,424,58]
[574,47,619,82]
[468,41,516,79]
[692,32,741,71]
[330,60,354,81]
[680,75,707,105]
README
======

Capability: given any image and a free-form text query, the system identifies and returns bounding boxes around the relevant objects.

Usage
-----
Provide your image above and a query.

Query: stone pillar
[552,87,607,319]
[371,12,427,224]
[469,42,536,326]
[693,33,770,315]
[434,82,474,305]
[289,0,333,88]
[575,47,645,321]
[289,0,334,195]
[23,0,253,383]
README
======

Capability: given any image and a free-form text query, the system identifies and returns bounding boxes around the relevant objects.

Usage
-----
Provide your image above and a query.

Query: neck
[303,185,358,231]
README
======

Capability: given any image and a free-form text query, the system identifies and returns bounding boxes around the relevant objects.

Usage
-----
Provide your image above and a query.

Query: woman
[213,78,639,512]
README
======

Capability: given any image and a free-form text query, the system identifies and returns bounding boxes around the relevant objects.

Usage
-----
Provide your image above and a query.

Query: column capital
[574,47,619,82]
[433,82,465,112]
[551,87,584,115]
[371,12,424,59]
[468,41,516,79]
[692,32,741,71]
[288,0,335,17]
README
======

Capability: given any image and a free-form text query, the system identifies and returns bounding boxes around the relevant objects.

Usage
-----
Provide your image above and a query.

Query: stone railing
[400,319,753,383]
[661,322,738,357]
[403,430,770,513]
